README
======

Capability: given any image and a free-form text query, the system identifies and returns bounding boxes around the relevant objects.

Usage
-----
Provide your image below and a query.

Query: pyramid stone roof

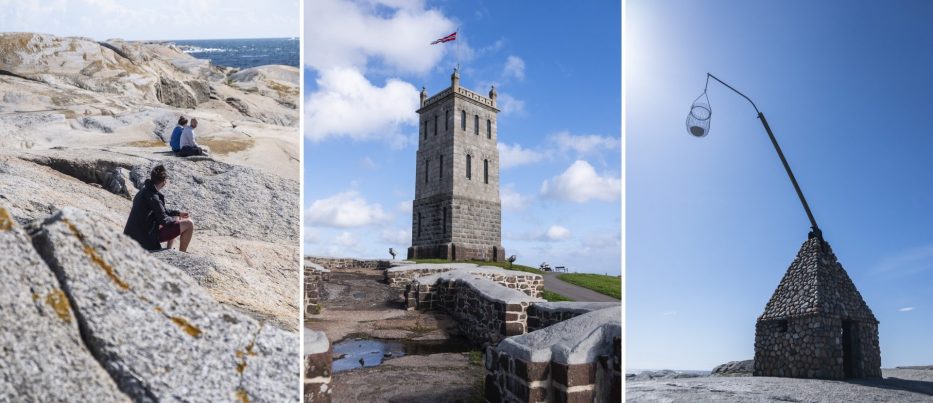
[758,236,877,323]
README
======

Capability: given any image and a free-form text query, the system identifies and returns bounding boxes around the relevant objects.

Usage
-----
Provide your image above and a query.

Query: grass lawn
[410,259,544,274]
[557,273,621,299]
[541,289,574,302]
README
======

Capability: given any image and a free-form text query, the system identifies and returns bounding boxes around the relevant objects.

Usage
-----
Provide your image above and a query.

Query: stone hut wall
[388,263,542,298]
[304,263,328,316]
[304,330,332,402]
[305,256,392,271]
[755,315,881,379]
[405,272,541,344]
[527,302,620,332]
[484,307,621,403]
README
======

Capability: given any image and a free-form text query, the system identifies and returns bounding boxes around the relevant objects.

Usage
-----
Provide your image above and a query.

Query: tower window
[474,115,479,135]
[487,119,491,139]
[417,212,422,238]
[461,110,466,130]
[466,154,472,179]
[445,110,449,131]
[484,159,489,184]
[439,155,443,179]
[434,115,438,136]
[425,159,429,183]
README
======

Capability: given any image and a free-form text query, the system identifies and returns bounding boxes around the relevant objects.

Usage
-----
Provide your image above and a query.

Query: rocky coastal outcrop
[0,33,296,123]
[711,359,755,376]
[1,206,299,401]
[0,31,299,400]
[0,206,129,401]
[0,149,299,331]
[0,33,300,179]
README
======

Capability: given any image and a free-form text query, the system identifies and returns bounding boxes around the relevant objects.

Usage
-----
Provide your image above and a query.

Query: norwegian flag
[431,31,457,45]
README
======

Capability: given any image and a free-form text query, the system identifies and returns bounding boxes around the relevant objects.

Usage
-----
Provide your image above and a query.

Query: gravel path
[542,272,619,302]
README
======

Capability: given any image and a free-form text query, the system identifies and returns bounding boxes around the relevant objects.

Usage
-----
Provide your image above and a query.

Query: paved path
[542,272,620,302]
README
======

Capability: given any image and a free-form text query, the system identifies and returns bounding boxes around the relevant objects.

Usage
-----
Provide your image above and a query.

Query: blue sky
[628,0,933,370]
[0,0,298,40]
[304,0,621,275]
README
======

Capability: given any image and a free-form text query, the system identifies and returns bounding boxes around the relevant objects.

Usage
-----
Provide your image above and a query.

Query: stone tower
[408,69,505,261]
[754,235,881,379]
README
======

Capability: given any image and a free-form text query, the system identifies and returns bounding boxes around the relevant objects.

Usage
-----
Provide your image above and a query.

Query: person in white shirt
[179,118,208,157]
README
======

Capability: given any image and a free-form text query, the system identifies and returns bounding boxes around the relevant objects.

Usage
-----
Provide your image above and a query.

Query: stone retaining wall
[304,330,332,402]
[484,306,621,403]
[305,256,393,271]
[527,302,620,332]
[304,261,329,316]
[405,271,542,344]
[388,263,543,298]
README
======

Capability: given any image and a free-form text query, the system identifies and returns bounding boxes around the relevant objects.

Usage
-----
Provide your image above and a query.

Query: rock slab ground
[1,206,299,402]
[0,206,129,401]
[627,368,933,402]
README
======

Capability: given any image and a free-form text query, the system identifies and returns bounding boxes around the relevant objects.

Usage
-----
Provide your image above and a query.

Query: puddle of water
[332,337,473,373]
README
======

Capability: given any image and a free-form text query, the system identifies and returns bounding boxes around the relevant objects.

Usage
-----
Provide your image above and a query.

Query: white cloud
[0,0,296,40]
[549,131,620,156]
[503,55,525,80]
[305,67,418,147]
[663,311,677,316]
[396,200,412,214]
[899,307,916,312]
[500,184,532,211]
[306,191,392,228]
[545,225,571,241]
[304,226,320,244]
[583,231,621,248]
[877,243,933,275]
[334,231,358,247]
[305,0,454,74]
[498,142,545,169]
[497,93,525,116]
[541,160,621,202]
[506,225,572,242]
[360,156,379,169]
[380,228,411,245]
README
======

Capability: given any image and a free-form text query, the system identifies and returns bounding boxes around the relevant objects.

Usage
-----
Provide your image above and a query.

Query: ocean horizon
[171,37,298,69]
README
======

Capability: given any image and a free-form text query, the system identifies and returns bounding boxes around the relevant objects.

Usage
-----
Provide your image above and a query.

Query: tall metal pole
[707,73,821,238]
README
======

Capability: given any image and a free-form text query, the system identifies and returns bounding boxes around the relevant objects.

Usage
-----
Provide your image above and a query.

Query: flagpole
[456,27,460,72]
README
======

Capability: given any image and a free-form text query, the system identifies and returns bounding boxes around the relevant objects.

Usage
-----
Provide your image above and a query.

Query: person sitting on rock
[169,116,187,153]
[178,118,208,157]
[123,165,195,251]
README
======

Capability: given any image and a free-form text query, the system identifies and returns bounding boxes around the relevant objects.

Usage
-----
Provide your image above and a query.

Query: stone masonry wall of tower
[409,69,505,261]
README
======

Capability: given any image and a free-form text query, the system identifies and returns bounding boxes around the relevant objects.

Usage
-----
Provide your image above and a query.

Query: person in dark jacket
[123,165,195,251]
[169,116,187,153]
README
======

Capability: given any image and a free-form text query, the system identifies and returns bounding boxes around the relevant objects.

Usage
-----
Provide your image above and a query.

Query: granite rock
[29,207,298,401]
[0,205,130,401]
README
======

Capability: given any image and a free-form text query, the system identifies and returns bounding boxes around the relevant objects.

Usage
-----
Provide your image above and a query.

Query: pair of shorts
[158,222,182,242]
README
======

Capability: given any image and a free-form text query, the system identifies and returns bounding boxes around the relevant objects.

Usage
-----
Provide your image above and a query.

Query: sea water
[172,37,299,69]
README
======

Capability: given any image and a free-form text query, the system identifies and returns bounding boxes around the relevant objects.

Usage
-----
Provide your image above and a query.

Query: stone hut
[754,235,881,379]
